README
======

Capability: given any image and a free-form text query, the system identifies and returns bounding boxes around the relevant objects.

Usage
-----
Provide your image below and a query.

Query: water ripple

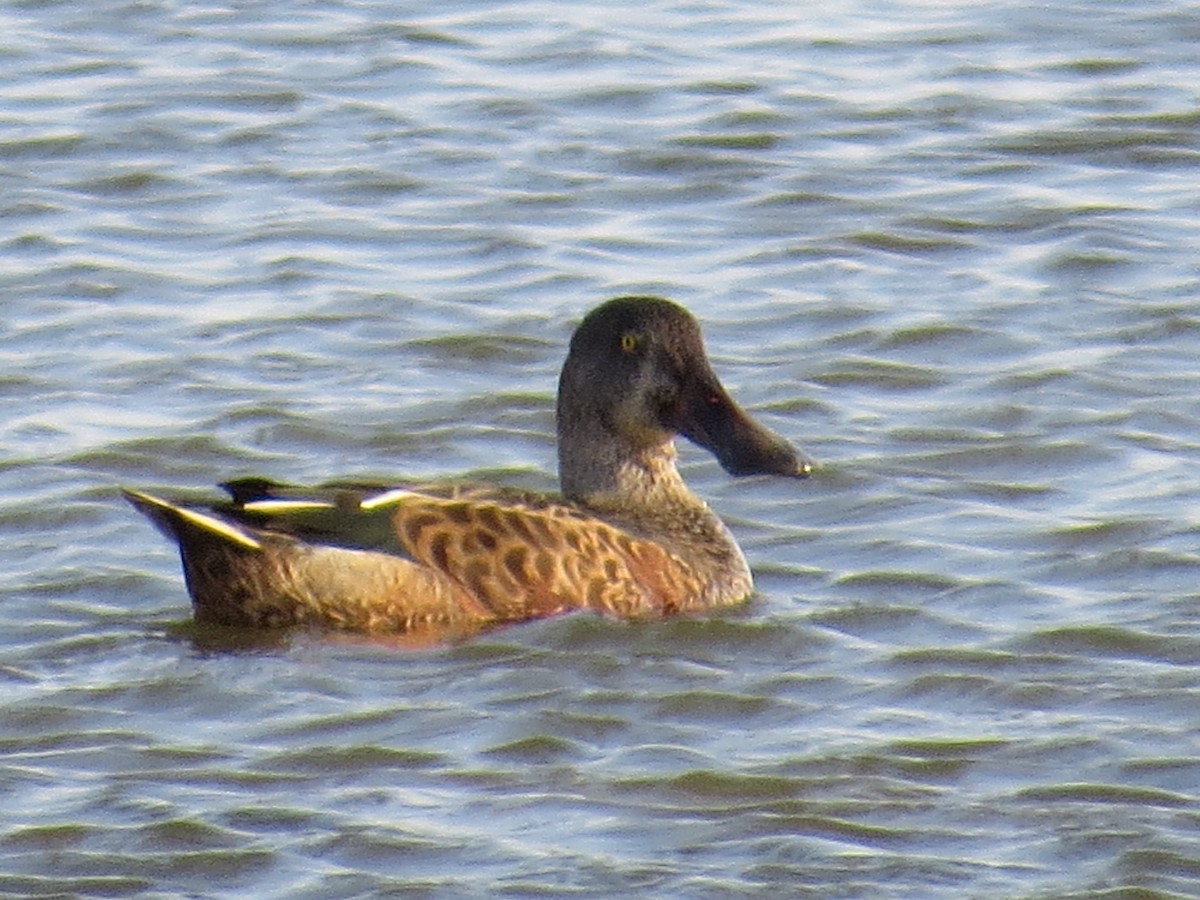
[1,0,1199,896]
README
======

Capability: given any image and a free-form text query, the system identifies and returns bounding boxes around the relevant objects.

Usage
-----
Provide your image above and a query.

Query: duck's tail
[121,489,263,551]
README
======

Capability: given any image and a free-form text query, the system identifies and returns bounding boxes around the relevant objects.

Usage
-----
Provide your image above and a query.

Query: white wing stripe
[360,488,417,510]
[179,508,263,550]
[242,499,337,513]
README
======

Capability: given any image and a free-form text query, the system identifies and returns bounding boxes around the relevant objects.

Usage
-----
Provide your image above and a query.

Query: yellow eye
[620,332,639,353]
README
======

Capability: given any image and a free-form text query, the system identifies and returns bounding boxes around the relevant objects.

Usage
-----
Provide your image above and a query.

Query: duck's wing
[213,477,561,552]
[220,481,705,620]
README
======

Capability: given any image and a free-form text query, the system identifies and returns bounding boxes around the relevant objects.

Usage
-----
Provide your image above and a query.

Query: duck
[124,296,813,635]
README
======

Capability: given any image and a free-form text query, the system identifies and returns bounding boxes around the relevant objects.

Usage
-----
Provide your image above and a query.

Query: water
[3,0,1199,896]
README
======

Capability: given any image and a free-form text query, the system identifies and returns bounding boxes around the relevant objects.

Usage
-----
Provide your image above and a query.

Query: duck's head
[556,296,813,500]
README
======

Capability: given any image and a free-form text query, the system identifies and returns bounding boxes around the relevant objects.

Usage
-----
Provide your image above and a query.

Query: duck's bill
[675,382,814,478]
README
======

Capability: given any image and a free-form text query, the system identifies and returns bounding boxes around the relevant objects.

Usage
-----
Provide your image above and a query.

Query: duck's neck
[559,426,691,512]
[559,432,751,594]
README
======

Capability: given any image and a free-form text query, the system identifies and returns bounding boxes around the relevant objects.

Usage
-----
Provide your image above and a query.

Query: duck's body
[125,475,742,632]
[126,297,811,634]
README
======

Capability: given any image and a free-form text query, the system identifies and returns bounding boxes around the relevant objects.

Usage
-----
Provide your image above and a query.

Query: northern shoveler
[125,296,812,635]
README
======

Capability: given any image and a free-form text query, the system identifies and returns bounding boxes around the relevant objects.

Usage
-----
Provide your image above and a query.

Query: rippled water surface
[3,1,1200,897]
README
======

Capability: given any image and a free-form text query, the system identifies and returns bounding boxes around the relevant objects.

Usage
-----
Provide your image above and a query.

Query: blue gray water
[3,1,1199,897]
